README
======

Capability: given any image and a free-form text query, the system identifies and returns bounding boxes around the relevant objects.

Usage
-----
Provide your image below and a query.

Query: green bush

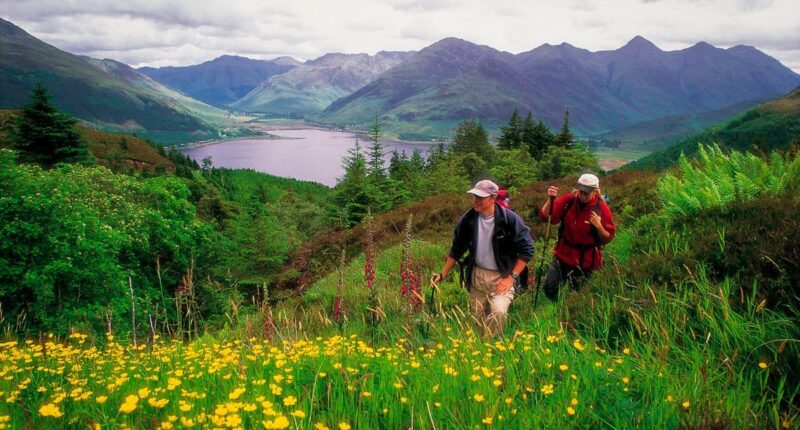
[0,149,212,335]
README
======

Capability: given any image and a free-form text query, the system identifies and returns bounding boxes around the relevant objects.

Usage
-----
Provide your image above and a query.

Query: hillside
[590,96,770,150]
[317,36,800,139]
[231,51,413,116]
[0,18,242,144]
[139,55,299,107]
[0,109,175,171]
[626,86,800,170]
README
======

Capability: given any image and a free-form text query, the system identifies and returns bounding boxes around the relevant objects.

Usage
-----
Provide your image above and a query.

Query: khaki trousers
[470,266,515,338]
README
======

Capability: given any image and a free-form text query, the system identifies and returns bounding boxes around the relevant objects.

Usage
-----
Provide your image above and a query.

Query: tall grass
[2,145,798,429]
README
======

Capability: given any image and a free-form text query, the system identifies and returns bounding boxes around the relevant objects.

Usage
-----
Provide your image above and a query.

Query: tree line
[334,110,599,226]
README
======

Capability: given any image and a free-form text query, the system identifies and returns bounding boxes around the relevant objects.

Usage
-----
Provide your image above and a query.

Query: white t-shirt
[475,214,498,270]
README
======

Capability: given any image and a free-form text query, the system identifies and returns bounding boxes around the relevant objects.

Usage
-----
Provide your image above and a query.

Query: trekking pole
[533,195,555,309]
[428,277,440,316]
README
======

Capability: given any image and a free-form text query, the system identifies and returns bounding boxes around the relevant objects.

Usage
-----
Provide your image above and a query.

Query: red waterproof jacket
[539,193,616,270]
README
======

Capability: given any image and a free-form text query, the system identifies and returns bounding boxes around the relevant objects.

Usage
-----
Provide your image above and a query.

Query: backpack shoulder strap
[591,197,604,246]
[557,195,576,241]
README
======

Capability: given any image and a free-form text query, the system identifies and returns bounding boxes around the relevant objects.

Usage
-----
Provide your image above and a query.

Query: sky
[1,0,798,72]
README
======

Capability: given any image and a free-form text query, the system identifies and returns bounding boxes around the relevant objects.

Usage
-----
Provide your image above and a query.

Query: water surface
[181,129,434,186]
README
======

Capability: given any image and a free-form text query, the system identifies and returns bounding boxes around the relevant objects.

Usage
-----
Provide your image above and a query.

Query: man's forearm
[441,256,457,278]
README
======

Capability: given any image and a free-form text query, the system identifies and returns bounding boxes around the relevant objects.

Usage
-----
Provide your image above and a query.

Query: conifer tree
[527,119,555,160]
[365,116,392,213]
[554,110,575,148]
[498,108,522,149]
[13,82,92,166]
[334,139,372,226]
[453,119,494,180]
[366,115,386,179]
[453,119,493,161]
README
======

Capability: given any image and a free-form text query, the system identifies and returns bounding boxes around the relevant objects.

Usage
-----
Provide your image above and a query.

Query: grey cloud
[1,0,798,72]
[735,0,773,11]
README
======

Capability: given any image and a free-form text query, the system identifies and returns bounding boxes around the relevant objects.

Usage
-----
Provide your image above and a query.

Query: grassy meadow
[1,145,799,429]
[0,244,794,429]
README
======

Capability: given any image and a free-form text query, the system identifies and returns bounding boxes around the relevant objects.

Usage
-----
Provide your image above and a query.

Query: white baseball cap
[576,174,599,193]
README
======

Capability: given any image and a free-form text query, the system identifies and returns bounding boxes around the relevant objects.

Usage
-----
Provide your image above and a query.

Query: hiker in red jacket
[539,174,616,300]
[497,189,511,209]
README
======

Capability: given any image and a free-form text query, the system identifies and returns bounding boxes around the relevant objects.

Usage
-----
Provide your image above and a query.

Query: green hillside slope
[0,18,250,144]
[626,87,800,171]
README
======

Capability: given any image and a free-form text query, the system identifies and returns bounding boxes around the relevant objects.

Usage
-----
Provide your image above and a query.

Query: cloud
[0,0,797,72]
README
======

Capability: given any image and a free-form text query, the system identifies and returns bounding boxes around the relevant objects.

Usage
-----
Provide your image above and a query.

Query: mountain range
[317,37,800,138]
[2,16,799,145]
[139,55,300,107]
[230,51,413,116]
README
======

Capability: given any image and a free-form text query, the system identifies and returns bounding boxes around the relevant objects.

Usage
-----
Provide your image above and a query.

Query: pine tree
[334,139,372,226]
[366,115,386,179]
[365,116,392,213]
[453,119,493,161]
[527,119,555,161]
[13,82,92,166]
[498,108,522,149]
[554,110,574,148]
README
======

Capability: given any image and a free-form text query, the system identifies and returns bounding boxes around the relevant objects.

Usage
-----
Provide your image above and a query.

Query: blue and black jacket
[448,204,535,290]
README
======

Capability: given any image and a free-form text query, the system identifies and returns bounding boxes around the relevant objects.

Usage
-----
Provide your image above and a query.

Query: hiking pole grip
[533,195,556,309]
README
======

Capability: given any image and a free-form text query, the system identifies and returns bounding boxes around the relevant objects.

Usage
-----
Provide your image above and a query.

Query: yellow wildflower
[119,395,139,414]
[38,403,63,418]
[148,398,169,408]
[283,395,297,407]
[225,414,242,427]
[567,406,576,415]
[229,387,246,400]
[262,415,290,429]
[339,423,351,430]
[474,394,485,402]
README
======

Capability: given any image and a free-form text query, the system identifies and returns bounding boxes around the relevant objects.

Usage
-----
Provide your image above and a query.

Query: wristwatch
[511,272,520,285]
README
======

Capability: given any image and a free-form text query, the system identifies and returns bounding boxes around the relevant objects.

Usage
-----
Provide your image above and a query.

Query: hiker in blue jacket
[432,180,534,337]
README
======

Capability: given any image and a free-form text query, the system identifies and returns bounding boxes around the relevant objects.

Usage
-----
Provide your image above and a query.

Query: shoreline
[181,124,441,150]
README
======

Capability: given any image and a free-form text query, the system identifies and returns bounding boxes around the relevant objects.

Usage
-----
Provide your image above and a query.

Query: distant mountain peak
[620,35,661,52]
[271,56,301,66]
[688,41,719,51]
[427,37,481,51]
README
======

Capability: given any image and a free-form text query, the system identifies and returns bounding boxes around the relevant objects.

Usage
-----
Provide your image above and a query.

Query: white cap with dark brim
[576,173,599,193]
